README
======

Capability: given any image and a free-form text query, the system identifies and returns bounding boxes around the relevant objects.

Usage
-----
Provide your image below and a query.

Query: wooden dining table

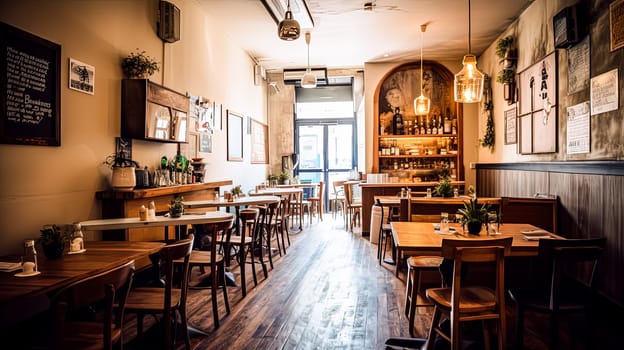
[390,221,562,277]
[0,241,164,327]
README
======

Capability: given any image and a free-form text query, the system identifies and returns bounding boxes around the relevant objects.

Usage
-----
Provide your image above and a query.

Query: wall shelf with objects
[373,61,464,182]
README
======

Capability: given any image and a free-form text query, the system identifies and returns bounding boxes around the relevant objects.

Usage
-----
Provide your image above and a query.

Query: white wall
[0,0,268,254]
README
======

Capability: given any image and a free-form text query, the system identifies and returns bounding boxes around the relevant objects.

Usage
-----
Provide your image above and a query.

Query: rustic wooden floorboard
[119,215,623,350]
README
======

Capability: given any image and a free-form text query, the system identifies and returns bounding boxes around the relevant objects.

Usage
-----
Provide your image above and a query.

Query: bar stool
[224,208,258,297]
[405,256,444,337]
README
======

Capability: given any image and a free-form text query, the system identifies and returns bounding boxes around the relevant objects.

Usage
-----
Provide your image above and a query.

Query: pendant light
[278,0,300,41]
[301,31,316,88]
[454,0,484,103]
[414,24,431,116]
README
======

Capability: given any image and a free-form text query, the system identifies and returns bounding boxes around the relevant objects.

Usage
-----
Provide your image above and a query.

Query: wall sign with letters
[0,22,61,146]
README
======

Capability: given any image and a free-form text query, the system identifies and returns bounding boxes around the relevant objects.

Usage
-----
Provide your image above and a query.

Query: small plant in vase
[231,185,243,198]
[457,197,490,235]
[121,49,160,79]
[434,176,454,198]
[279,171,290,185]
[38,224,69,259]
[169,196,184,218]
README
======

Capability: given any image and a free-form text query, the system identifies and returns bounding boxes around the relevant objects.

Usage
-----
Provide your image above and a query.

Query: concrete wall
[0,0,268,254]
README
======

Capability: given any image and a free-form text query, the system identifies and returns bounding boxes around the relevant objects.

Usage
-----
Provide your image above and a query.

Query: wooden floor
[121,215,624,350]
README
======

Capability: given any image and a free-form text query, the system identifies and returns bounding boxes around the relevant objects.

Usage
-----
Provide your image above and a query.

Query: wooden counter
[360,181,465,235]
[96,180,232,240]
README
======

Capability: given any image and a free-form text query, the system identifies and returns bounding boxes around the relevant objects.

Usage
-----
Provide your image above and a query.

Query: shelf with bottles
[378,158,458,182]
[385,108,458,137]
[379,154,457,159]
[378,136,459,157]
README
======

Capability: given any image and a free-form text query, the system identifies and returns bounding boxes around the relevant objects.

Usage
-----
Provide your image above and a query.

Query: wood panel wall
[476,162,624,307]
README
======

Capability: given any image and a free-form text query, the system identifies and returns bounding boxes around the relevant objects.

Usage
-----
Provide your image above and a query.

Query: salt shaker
[23,239,38,273]
[70,223,85,253]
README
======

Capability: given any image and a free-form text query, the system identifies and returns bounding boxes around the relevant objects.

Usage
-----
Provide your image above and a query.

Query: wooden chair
[425,237,512,350]
[405,255,444,337]
[222,208,258,297]
[307,181,324,223]
[508,237,606,350]
[184,220,233,329]
[125,234,194,350]
[376,198,393,265]
[343,182,362,231]
[331,180,346,219]
[50,260,135,350]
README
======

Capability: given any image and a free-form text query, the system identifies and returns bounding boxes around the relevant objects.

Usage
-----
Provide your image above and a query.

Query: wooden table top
[184,195,280,209]
[376,195,501,206]
[79,212,234,231]
[390,222,560,257]
[0,241,164,325]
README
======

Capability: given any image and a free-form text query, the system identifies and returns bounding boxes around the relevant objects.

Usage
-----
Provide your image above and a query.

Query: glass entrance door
[296,123,355,211]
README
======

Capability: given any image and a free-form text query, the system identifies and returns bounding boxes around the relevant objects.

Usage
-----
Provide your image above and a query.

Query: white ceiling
[199,0,534,72]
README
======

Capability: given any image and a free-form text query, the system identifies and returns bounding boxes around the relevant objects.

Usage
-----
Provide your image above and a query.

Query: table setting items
[15,239,40,277]
[521,229,553,240]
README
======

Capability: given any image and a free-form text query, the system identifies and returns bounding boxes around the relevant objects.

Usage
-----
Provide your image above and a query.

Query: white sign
[566,101,590,154]
[590,68,619,115]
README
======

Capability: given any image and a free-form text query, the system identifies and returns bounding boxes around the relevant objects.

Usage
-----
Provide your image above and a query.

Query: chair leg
[425,306,443,350]
[221,262,230,315]
[239,245,247,297]
[514,304,525,350]
[549,313,559,350]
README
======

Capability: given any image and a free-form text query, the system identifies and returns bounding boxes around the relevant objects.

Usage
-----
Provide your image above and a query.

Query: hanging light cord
[468,0,472,54]
[420,26,424,94]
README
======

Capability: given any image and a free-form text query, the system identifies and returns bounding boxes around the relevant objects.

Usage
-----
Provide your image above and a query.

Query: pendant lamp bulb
[278,0,300,41]
[301,31,316,88]
[414,24,430,115]
[453,0,484,103]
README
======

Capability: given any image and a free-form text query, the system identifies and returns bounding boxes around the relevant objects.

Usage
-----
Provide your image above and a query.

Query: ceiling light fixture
[414,24,431,116]
[454,0,484,103]
[277,0,301,41]
[301,32,316,88]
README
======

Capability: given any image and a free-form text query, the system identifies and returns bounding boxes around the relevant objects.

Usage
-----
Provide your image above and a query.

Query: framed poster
[1,22,61,146]
[68,58,94,95]
[227,110,243,161]
[504,107,517,145]
[610,0,624,52]
[517,51,558,154]
[250,119,268,164]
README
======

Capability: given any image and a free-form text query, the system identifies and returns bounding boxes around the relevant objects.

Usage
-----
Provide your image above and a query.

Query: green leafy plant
[434,177,454,198]
[267,174,278,181]
[38,224,70,259]
[231,185,243,197]
[495,36,514,58]
[121,49,160,78]
[496,69,516,84]
[457,197,489,223]
[279,171,290,183]
[169,196,184,218]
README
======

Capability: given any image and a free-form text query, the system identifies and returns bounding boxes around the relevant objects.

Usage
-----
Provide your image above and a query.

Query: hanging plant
[121,49,159,79]
[480,76,494,150]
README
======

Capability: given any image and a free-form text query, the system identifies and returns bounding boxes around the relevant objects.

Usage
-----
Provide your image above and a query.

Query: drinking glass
[440,212,450,234]
[487,211,499,235]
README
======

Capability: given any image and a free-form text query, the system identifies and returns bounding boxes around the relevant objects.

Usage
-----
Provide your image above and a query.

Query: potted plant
[121,49,160,79]
[434,176,454,198]
[495,35,516,67]
[267,174,279,187]
[231,185,243,198]
[38,224,69,259]
[279,171,290,185]
[457,197,490,235]
[169,196,184,218]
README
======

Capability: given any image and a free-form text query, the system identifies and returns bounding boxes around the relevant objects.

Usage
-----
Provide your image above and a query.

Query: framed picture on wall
[227,110,243,161]
[250,119,268,164]
[504,107,517,145]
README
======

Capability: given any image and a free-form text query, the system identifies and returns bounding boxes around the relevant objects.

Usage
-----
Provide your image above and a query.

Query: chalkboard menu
[1,22,61,146]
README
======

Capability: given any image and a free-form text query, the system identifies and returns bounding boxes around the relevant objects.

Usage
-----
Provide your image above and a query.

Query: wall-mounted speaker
[158,1,180,43]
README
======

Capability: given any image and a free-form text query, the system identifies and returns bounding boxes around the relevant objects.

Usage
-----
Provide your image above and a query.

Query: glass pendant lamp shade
[278,0,300,40]
[301,31,316,88]
[454,54,484,102]
[414,24,430,115]
[454,0,484,103]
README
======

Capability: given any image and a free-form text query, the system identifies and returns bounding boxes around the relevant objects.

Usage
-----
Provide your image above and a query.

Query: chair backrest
[536,237,606,309]
[316,181,324,202]
[333,180,345,198]
[501,196,558,233]
[160,234,195,314]
[51,259,135,350]
[344,182,355,206]
[441,237,512,312]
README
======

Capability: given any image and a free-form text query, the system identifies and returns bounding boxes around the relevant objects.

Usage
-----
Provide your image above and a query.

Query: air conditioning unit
[158,1,180,43]
[283,68,328,86]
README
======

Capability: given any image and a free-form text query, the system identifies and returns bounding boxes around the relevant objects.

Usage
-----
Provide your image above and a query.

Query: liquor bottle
[443,108,452,134]
[392,107,404,135]
[426,117,432,134]
[413,119,420,135]
[420,117,426,134]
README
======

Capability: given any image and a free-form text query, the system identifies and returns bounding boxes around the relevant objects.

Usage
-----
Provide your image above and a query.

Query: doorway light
[454,0,484,103]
